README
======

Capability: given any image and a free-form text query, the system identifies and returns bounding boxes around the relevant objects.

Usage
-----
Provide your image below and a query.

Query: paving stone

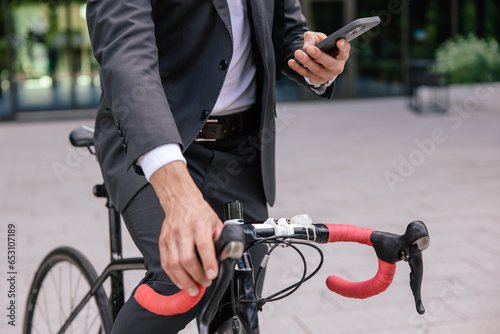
[1,97,499,333]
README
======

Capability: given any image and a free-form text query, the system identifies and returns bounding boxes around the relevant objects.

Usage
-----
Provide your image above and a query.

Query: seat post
[94,183,126,320]
[107,201,123,262]
[107,199,126,320]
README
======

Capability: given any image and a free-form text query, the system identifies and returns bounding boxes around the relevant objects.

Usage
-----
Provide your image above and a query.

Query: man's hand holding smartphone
[288,32,350,86]
[288,16,381,86]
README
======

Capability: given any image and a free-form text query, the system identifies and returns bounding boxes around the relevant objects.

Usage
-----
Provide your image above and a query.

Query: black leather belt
[195,105,259,142]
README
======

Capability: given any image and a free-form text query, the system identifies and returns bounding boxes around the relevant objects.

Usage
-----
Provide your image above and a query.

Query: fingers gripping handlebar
[323,221,429,314]
[133,224,245,317]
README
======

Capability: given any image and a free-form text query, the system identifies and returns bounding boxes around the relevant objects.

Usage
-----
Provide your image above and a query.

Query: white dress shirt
[137,0,334,181]
[137,0,255,180]
[212,0,256,115]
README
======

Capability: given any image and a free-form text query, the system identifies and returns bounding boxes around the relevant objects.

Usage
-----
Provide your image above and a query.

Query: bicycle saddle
[69,126,95,148]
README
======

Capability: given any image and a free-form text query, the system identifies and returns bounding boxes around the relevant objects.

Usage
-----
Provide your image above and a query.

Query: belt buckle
[195,138,217,142]
[195,119,222,142]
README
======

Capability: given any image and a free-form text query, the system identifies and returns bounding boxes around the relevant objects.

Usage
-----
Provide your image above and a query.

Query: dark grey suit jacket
[86,0,334,212]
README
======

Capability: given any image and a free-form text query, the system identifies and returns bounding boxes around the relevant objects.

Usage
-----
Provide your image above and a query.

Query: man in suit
[86,0,350,332]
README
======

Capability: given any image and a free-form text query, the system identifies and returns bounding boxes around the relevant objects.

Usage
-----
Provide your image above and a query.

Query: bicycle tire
[23,247,113,334]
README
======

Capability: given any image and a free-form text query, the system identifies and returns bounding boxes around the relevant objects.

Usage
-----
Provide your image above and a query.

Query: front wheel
[23,247,113,334]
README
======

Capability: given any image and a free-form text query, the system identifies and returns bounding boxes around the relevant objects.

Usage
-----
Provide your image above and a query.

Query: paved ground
[1,90,500,333]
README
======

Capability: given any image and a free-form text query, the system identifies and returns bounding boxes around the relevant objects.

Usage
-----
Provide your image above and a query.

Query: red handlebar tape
[134,283,205,316]
[325,224,396,299]
[134,224,396,315]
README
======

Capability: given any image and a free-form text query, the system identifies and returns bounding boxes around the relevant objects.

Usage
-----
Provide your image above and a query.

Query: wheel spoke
[71,268,83,308]
[38,278,53,332]
[24,249,111,334]
[84,297,90,331]
[32,324,41,334]
[47,263,63,327]
[86,311,101,333]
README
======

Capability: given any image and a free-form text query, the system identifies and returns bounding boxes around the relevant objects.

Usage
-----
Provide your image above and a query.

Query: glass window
[2,0,100,114]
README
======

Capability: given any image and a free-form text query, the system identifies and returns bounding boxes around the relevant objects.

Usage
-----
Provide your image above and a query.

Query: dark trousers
[111,129,268,334]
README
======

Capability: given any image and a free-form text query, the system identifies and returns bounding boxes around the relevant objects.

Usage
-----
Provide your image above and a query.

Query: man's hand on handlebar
[150,161,224,297]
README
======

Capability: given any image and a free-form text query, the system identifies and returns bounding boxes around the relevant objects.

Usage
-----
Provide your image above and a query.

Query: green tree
[433,34,500,84]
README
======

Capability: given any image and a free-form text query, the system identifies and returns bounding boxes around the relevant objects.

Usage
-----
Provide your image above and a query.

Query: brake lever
[408,245,425,314]
[198,225,245,334]
[371,221,429,315]
[401,222,429,314]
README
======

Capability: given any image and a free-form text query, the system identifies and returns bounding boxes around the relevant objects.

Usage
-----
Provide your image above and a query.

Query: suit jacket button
[120,137,127,152]
[200,110,210,120]
[219,60,228,70]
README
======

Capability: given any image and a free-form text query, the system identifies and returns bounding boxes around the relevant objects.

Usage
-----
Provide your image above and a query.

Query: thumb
[303,31,327,49]
[303,31,316,49]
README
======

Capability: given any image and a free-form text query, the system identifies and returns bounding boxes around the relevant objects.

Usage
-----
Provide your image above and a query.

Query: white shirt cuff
[137,143,186,182]
[304,76,337,88]
[304,76,336,95]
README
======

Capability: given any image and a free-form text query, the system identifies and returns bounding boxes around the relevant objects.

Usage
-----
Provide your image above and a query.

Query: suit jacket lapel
[247,0,268,62]
[211,0,232,40]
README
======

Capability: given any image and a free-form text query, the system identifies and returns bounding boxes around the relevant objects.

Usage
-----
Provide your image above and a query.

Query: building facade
[1,0,498,118]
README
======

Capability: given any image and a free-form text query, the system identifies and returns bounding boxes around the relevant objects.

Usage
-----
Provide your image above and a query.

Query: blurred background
[1,0,499,118]
[1,1,500,334]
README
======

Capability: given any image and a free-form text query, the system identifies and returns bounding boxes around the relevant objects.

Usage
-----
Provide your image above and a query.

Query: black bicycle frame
[235,252,259,332]
[54,184,144,334]
[56,257,144,333]
[200,201,261,334]
[107,199,126,320]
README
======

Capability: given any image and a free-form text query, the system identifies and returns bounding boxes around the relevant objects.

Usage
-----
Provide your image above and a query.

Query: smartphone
[314,16,381,55]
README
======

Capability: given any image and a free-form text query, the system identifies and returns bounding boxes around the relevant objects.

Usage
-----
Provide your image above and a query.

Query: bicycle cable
[255,238,324,303]
[221,236,324,311]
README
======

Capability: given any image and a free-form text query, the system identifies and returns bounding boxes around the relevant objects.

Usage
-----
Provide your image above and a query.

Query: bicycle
[23,126,430,334]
